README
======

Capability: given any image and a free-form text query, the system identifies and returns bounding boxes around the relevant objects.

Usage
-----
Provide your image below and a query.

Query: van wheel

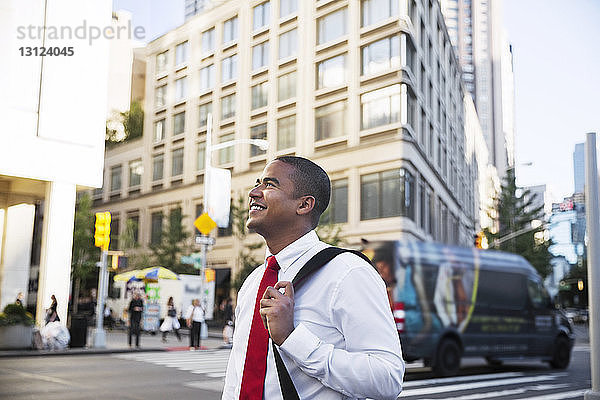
[549,336,571,369]
[433,339,462,377]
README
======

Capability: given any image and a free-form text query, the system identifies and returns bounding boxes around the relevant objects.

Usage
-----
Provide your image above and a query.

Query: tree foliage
[71,193,100,312]
[71,194,99,286]
[105,101,144,145]
[484,168,553,278]
[150,208,196,274]
[316,209,345,247]
[119,218,154,270]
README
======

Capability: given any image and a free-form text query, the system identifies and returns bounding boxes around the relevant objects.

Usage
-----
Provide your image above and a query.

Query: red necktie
[239,256,280,400]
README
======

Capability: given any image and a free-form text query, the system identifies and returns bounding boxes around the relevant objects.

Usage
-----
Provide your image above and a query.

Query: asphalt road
[0,345,593,399]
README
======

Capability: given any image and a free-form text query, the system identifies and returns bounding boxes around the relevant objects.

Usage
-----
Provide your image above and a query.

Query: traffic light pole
[585,132,600,400]
[93,250,108,348]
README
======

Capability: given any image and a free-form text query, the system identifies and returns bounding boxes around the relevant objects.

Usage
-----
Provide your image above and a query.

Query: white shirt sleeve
[279,264,405,399]
[184,305,193,320]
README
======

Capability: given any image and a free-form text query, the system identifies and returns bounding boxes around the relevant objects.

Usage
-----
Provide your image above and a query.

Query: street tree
[105,101,144,145]
[71,193,100,313]
[150,207,195,274]
[484,168,553,278]
[118,218,153,270]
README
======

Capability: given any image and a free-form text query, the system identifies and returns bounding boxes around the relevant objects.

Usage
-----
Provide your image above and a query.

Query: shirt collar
[264,230,320,273]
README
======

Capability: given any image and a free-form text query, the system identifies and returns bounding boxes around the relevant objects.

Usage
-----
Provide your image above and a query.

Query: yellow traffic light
[474,231,489,249]
[94,212,111,251]
[112,255,119,270]
[578,280,584,291]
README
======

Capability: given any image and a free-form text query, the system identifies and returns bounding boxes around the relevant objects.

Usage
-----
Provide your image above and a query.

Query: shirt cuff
[279,323,321,363]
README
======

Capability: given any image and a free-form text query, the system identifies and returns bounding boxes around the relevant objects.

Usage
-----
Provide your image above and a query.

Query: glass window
[279,28,297,59]
[221,94,236,119]
[154,119,165,143]
[175,41,189,66]
[408,86,417,128]
[253,2,271,31]
[175,77,187,102]
[152,154,164,181]
[223,16,238,44]
[200,64,215,91]
[360,84,400,130]
[424,188,433,235]
[109,218,119,251]
[317,54,347,89]
[250,124,267,157]
[110,165,122,192]
[277,115,295,150]
[318,8,347,45]
[361,36,400,76]
[172,147,184,176]
[419,181,427,230]
[197,141,206,171]
[173,111,185,135]
[361,0,398,27]
[151,212,163,245]
[477,271,526,310]
[360,168,414,220]
[198,102,211,127]
[156,51,168,75]
[127,215,139,244]
[252,82,268,109]
[280,0,298,18]
[326,179,348,223]
[252,42,269,70]
[218,133,234,164]
[128,159,142,187]
[202,28,215,55]
[221,54,238,82]
[278,71,296,101]
[315,100,346,141]
[155,85,166,108]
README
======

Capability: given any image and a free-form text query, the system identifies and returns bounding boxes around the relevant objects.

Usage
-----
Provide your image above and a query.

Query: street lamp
[197,114,269,309]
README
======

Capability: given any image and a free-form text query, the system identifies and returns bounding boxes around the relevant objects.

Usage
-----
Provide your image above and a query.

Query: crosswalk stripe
[512,389,589,400]
[418,383,571,400]
[403,372,524,388]
[401,374,559,397]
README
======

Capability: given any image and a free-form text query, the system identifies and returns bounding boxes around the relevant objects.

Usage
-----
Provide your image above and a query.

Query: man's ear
[296,195,315,216]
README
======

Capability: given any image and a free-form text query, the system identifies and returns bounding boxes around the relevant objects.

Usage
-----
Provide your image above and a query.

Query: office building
[0,0,110,323]
[96,0,491,300]
[573,142,585,194]
[440,0,514,178]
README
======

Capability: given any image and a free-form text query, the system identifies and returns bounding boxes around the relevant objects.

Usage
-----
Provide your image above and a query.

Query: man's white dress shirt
[185,304,205,322]
[222,231,405,399]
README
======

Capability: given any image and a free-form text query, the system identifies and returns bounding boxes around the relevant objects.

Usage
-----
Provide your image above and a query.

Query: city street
[0,343,591,399]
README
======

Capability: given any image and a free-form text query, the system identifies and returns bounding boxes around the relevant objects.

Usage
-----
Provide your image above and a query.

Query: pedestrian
[222,156,405,399]
[127,291,144,348]
[160,296,181,343]
[15,292,24,307]
[185,298,205,350]
[222,297,233,323]
[45,294,59,324]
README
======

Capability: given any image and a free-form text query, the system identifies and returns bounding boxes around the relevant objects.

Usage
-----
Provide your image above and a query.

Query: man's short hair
[275,156,330,228]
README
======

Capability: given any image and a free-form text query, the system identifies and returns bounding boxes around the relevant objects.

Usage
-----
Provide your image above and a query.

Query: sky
[113,0,600,201]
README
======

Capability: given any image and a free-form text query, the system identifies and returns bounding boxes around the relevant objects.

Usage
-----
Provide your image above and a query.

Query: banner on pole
[207,167,231,228]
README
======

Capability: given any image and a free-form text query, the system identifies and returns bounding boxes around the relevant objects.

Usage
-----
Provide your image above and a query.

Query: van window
[527,279,545,308]
[477,270,526,310]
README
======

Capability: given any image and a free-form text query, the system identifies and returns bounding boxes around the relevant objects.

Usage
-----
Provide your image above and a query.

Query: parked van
[362,241,574,376]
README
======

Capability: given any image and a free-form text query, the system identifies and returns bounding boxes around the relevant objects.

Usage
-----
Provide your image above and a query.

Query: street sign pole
[585,132,600,400]
[93,249,108,348]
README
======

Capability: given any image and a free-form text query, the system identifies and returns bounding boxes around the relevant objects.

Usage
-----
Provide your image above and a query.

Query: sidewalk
[0,327,228,358]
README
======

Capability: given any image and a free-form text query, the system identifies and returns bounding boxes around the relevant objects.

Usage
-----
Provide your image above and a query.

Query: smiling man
[222,156,405,400]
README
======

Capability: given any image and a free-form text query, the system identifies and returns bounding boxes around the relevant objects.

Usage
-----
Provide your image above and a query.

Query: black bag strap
[272,247,373,400]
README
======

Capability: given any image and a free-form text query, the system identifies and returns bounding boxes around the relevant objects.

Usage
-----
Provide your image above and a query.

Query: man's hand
[259,281,295,346]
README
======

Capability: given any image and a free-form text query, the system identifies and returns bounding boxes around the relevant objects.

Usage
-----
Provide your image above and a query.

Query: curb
[0,346,168,358]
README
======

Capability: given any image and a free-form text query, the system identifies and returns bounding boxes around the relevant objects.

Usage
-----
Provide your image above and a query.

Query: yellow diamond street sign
[194,212,217,235]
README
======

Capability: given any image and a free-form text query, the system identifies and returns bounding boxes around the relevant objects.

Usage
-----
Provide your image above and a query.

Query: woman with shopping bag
[159,296,181,342]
